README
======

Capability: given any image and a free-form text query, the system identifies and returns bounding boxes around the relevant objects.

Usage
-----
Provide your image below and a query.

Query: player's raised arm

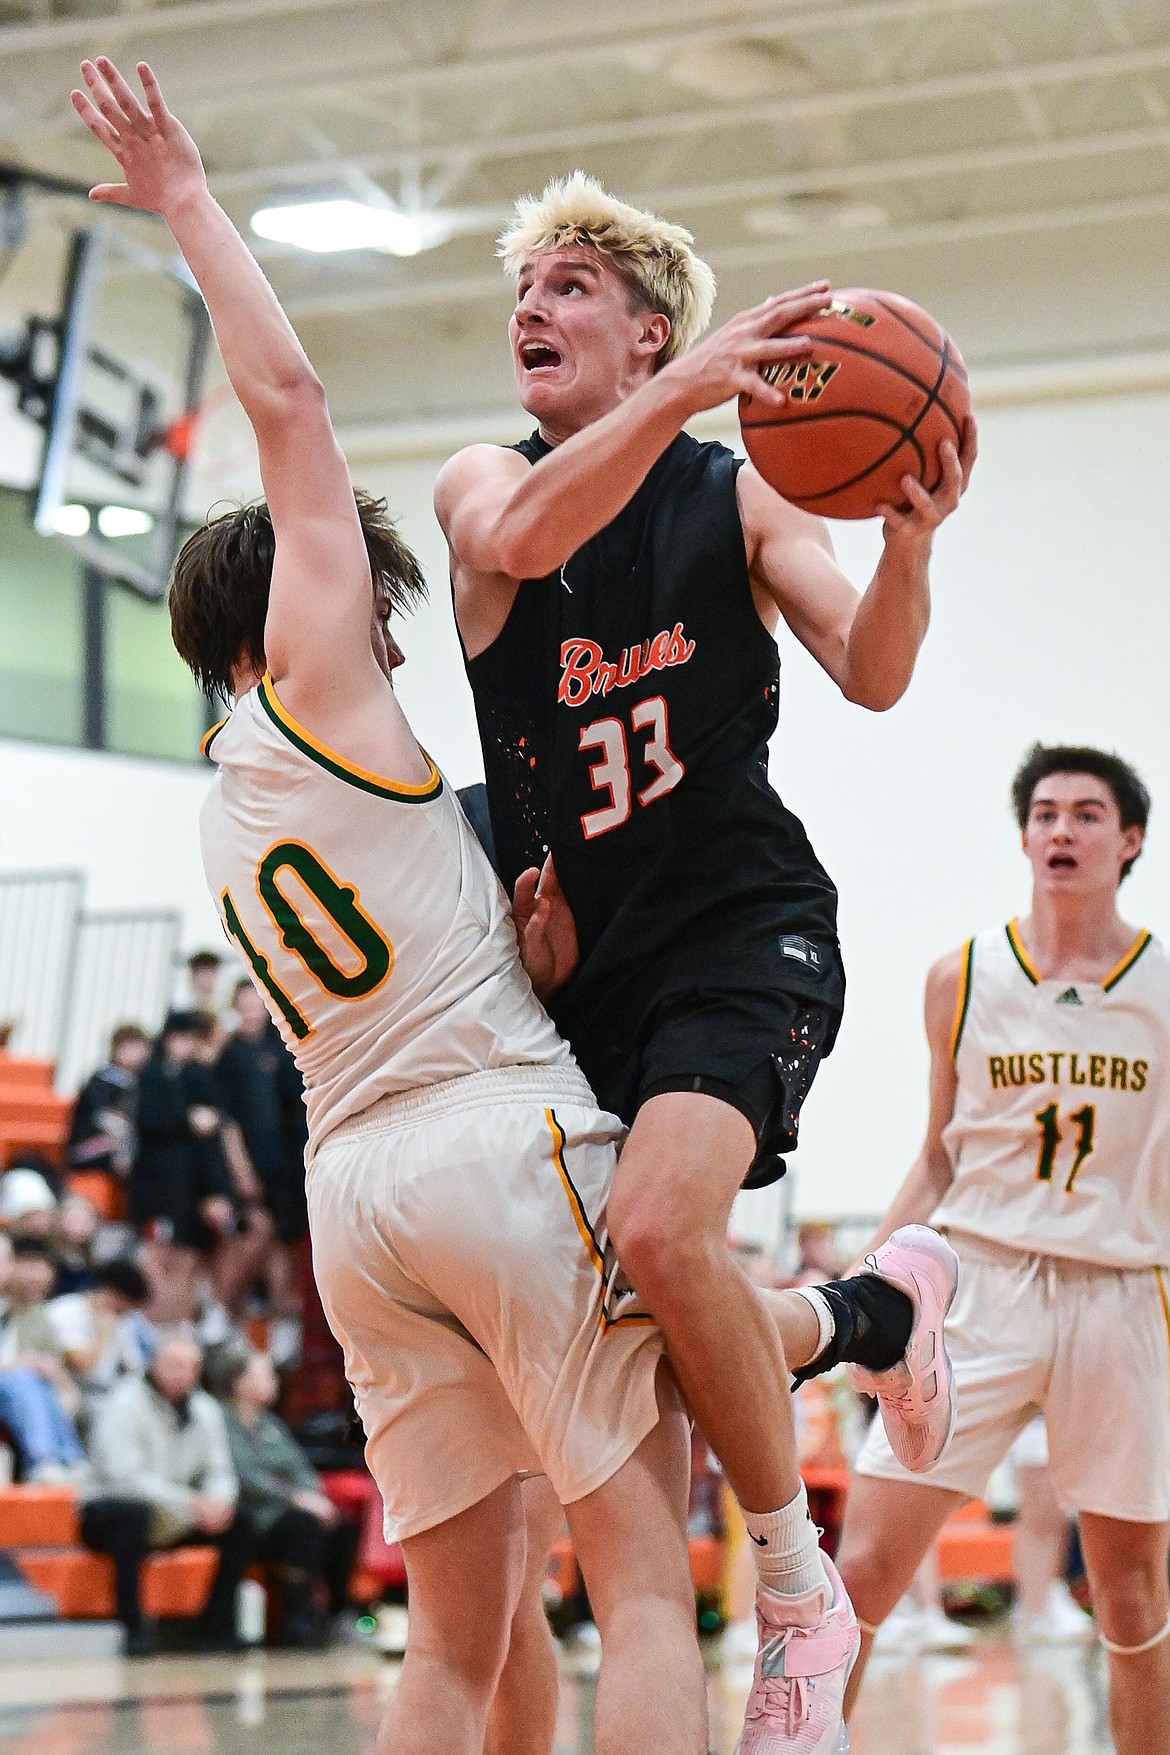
[739,415,975,712]
[858,948,963,1257]
[70,57,378,699]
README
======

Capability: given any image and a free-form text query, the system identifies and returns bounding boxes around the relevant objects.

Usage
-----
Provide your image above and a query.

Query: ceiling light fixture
[251,198,459,257]
[49,503,90,536]
[97,505,154,539]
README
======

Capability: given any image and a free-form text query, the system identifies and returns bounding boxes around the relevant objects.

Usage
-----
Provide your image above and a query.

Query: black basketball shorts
[636,982,841,1189]
[564,933,845,1193]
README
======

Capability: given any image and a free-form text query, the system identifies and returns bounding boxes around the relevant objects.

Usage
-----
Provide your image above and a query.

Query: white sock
[792,1286,835,1365]
[743,1482,831,1602]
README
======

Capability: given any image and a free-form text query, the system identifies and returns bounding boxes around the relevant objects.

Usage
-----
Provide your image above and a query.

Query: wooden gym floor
[0,1622,1114,1754]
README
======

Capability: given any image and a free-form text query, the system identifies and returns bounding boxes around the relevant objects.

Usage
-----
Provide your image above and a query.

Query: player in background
[437,175,973,1752]
[70,58,710,1755]
[835,745,1170,1755]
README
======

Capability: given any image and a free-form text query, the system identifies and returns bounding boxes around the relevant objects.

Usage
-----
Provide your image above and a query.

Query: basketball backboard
[27,222,210,601]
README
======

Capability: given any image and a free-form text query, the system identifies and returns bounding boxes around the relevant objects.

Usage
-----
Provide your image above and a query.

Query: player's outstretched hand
[71,57,206,216]
[664,281,833,417]
[513,856,579,1001]
[878,414,978,543]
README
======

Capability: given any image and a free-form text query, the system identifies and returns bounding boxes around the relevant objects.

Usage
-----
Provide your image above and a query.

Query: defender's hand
[514,856,579,1000]
[71,58,206,215]
[664,281,832,417]
[878,415,978,544]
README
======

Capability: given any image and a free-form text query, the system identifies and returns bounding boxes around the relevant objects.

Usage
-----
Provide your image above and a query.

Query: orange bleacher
[936,1497,1015,1583]
[0,1051,72,1171]
[4,1484,218,1621]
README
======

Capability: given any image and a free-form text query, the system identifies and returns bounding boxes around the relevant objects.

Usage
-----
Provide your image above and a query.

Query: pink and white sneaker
[735,1554,859,1754]
[846,1224,959,1473]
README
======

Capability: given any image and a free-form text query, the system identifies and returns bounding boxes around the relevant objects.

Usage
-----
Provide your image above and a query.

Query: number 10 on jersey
[579,696,685,839]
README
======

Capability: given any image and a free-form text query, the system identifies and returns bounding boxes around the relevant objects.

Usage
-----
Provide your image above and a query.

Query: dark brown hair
[169,491,427,698]
[1011,742,1150,881]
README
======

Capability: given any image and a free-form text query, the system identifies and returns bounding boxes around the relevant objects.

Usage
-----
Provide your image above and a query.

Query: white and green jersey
[200,676,570,1159]
[935,920,1170,1270]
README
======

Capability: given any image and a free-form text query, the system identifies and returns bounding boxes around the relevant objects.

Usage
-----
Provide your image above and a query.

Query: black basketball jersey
[462,429,840,1036]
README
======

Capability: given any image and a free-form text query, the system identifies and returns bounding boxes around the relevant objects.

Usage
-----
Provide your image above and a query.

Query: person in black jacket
[130,1012,235,1323]
[67,1025,151,1208]
[214,982,308,1351]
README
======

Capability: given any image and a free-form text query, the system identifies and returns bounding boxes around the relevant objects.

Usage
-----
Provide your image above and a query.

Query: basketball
[738,288,970,520]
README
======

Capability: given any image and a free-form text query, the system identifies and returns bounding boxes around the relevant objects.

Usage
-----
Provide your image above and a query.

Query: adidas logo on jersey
[1055,987,1083,1005]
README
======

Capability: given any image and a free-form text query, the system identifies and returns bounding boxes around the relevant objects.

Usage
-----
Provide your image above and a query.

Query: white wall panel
[7,386,1168,1222]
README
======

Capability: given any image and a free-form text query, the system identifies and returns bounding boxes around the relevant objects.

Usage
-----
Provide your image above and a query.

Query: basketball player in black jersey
[437,175,975,1752]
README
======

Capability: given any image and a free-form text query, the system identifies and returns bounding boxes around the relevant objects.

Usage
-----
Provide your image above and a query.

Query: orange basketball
[738,288,970,520]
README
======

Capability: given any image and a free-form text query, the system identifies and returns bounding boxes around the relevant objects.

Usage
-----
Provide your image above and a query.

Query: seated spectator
[67,1024,151,1203]
[47,1258,153,1433]
[211,1347,358,1644]
[0,1166,58,1241]
[0,1237,88,1482]
[50,1192,102,1296]
[81,1331,252,1654]
[215,982,308,1360]
[175,950,233,1055]
[131,1013,236,1325]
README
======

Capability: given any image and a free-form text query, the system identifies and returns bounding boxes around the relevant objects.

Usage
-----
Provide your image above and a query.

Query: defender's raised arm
[70,57,399,711]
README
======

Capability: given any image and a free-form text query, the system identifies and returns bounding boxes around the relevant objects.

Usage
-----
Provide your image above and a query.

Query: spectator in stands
[211,1346,358,1644]
[0,1165,58,1240]
[130,1012,236,1325]
[0,1237,88,1482]
[215,981,308,1362]
[67,1024,150,1202]
[81,1331,252,1654]
[50,1191,102,1295]
[47,1258,153,1433]
[174,949,234,1052]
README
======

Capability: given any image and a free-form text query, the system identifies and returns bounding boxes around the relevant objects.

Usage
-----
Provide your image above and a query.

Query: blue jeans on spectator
[0,1368,86,1471]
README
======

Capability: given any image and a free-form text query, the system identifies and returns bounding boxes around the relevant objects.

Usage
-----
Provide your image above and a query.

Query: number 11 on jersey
[1034,1101,1097,1192]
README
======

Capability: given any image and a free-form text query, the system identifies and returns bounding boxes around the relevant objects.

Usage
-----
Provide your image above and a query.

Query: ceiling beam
[281,188,1170,321]
[644,119,1170,210]
[235,117,1170,251]
[0,0,1015,75]
[196,39,1170,197]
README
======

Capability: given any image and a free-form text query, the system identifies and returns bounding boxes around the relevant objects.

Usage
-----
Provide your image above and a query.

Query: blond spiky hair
[497,171,716,366]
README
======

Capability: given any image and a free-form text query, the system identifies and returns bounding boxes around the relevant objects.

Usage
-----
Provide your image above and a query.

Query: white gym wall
[3,374,1168,1217]
[367,375,1170,1227]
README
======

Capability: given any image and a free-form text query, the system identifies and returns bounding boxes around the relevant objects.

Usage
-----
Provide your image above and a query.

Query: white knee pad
[1099,1610,1170,1657]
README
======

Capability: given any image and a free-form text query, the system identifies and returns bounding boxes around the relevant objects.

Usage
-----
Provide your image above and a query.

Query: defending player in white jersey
[835,744,1170,1754]
[70,57,711,1755]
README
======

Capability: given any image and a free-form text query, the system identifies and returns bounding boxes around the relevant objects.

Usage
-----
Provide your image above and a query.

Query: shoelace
[746,1630,811,1736]
[747,1671,809,1736]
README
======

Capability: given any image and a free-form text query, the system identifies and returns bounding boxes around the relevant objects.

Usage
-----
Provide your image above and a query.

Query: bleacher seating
[0,1052,71,1170]
[936,1498,1015,1583]
[4,1484,218,1620]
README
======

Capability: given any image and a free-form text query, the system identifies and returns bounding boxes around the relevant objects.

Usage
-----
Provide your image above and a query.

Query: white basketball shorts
[306,1063,664,1542]
[855,1232,1170,1522]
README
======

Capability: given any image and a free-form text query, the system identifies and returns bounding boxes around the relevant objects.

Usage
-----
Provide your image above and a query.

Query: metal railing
[0,869,86,1058]
[56,908,181,1095]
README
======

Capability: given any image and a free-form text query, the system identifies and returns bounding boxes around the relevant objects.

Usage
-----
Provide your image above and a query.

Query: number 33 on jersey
[936,920,1170,1271]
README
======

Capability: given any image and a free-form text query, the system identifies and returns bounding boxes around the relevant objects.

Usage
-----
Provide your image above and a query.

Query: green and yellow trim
[1155,1269,1170,1403]
[1102,929,1153,993]
[201,715,229,758]
[1005,918,1042,986]
[546,1107,605,1276]
[950,937,975,1059]
[258,674,442,802]
[545,1107,655,1333]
